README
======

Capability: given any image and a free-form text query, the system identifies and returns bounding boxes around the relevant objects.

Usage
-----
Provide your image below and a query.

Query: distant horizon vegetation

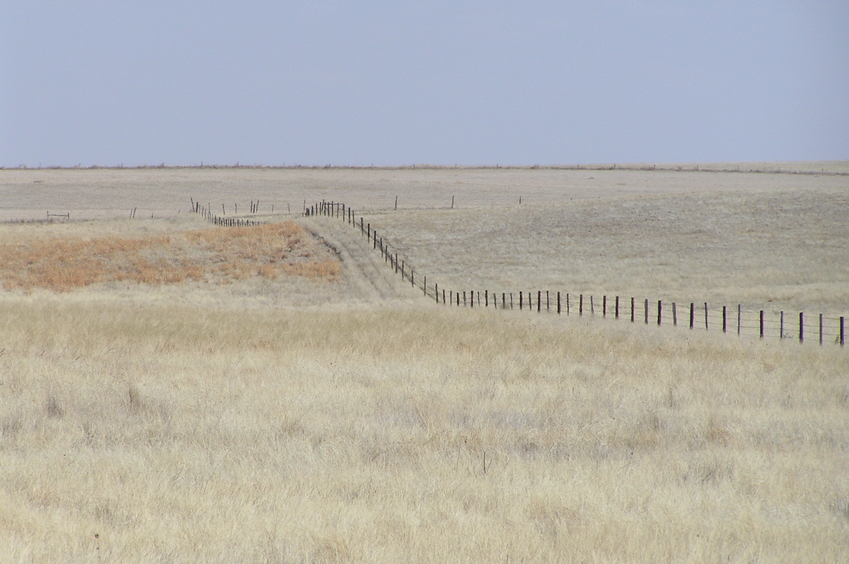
[3,160,849,174]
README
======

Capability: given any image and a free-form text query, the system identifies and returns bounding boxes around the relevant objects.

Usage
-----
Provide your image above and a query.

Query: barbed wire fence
[306,199,846,348]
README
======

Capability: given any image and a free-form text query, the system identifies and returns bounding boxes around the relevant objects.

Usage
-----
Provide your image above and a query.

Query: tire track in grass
[301,217,421,303]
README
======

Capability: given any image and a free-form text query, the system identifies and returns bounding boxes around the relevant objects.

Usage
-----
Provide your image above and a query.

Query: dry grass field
[0,221,339,293]
[1,165,848,562]
[2,162,848,222]
[363,188,849,314]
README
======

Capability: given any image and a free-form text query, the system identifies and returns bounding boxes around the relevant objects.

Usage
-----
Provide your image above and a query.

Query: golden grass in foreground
[0,222,340,292]
[1,301,847,562]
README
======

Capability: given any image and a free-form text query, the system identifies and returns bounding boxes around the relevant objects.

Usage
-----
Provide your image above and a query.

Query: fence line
[1,211,73,225]
[305,198,846,348]
[191,198,261,227]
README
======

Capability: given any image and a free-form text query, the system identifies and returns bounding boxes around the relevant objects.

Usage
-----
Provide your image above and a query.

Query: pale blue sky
[2,1,847,167]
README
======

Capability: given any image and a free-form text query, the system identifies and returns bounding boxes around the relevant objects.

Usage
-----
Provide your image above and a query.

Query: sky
[2,1,848,167]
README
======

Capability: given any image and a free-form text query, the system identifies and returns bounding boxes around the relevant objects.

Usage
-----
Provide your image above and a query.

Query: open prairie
[1,164,848,562]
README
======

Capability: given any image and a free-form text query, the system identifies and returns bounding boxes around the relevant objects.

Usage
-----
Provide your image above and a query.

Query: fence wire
[309,199,846,348]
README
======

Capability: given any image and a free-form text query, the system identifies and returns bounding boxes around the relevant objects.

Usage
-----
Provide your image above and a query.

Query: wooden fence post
[723,306,727,333]
[471,290,474,308]
[557,291,561,314]
[519,292,523,310]
[566,293,570,315]
[738,305,742,335]
[435,283,438,303]
[631,297,634,322]
[503,292,506,309]
[603,296,607,318]
[780,311,784,339]
[538,291,541,312]
[657,300,662,326]
[485,290,489,307]
[840,317,845,346]
[799,312,804,343]
[644,299,649,324]
[705,303,709,330]
[819,314,823,345]
[546,291,550,311]
[579,294,583,316]
[615,296,619,320]
[760,311,764,339]
[690,303,695,329]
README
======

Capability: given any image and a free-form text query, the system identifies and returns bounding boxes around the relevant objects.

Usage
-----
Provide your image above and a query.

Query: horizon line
[2,161,848,175]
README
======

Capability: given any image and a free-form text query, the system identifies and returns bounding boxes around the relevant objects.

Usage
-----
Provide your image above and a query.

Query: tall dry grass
[1,167,847,561]
[1,300,847,562]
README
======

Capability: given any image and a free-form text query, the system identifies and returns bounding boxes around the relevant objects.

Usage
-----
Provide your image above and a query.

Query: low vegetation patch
[0,221,341,292]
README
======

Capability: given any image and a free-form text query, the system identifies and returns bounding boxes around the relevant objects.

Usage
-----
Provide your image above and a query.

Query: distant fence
[306,199,846,348]
[1,211,71,225]
[191,198,261,227]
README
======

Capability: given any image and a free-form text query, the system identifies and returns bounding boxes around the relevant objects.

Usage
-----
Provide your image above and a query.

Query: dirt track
[301,216,422,304]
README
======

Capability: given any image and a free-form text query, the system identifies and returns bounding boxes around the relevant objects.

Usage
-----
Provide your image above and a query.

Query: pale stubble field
[1,165,848,563]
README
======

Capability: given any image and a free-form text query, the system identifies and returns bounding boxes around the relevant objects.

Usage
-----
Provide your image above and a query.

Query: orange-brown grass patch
[0,221,340,292]
[283,259,342,279]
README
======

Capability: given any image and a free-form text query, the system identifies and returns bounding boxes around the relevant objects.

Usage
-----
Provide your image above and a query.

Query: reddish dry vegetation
[0,222,341,292]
